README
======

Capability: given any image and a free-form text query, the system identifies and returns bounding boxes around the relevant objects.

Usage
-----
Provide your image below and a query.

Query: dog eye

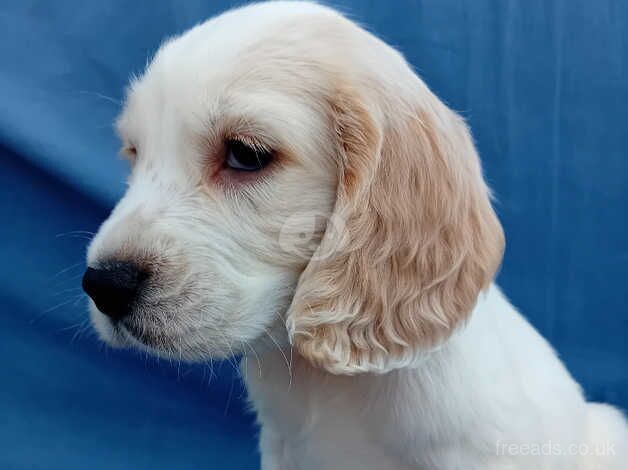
[225,139,273,171]
[121,144,137,160]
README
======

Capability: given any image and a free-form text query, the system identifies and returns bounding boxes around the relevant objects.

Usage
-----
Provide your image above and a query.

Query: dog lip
[118,319,168,350]
[117,321,147,343]
[116,322,154,350]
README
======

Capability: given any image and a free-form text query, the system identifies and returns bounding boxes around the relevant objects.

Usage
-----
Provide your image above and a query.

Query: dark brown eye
[121,144,137,160]
[225,139,273,171]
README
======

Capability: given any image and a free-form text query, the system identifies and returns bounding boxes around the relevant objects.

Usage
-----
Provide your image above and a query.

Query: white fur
[86,2,627,469]
[246,285,628,469]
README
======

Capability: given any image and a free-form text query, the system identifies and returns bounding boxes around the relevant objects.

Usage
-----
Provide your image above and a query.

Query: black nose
[82,262,147,321]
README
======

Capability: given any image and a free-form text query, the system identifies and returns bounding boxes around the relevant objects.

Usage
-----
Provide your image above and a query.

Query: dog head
[85,1,504,374]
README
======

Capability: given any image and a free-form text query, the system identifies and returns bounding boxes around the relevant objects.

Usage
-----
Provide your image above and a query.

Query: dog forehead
[117,3,347,141]
[113,3,361,175]
[133,2,346,97]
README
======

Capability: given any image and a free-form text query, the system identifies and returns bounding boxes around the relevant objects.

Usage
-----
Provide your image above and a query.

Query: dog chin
[88,302,228,361]
[88,305,165,356]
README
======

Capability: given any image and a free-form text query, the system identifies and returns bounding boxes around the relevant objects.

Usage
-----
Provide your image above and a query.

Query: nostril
[82,261,148,321]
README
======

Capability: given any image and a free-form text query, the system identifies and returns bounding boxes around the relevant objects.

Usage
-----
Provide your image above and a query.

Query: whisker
[77,90,122,106]
[49,262,84,280]
[31,294,84,324]
[263,326,292,388]
[58,319,87,332]
[223,375,235,415]
[216,330,242,373]
[71,319,94,344]
[53,286,83,297]
[207,358,216,386]
[55,230,95,238]
[243,341,263,378]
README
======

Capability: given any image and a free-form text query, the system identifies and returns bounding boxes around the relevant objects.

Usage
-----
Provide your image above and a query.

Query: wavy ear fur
[286,78,504,375]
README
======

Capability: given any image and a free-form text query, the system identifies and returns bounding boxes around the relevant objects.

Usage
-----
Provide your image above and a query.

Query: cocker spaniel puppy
[83,2,627,469]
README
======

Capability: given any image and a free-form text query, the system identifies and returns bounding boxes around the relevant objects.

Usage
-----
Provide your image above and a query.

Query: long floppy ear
[286,80,504,375]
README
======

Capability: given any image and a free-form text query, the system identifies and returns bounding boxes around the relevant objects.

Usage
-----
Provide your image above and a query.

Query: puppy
[83,2,627,469]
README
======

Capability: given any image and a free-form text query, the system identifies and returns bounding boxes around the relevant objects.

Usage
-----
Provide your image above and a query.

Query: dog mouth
[117,321,152,344]
[88,284,269,361]
[107,311,230,361]
[114,318,177,352]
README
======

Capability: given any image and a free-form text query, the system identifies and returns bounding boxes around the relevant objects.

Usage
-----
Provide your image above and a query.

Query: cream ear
[286,82,504,375]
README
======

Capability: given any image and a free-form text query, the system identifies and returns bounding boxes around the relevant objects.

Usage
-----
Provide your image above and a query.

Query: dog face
[85,2,504,373]
[86,2,340,360]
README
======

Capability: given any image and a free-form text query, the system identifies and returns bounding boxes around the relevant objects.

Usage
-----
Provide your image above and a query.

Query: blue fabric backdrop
[1,1,626,468]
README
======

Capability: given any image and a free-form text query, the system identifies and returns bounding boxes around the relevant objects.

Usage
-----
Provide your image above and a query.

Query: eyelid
[226,134,271,153]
